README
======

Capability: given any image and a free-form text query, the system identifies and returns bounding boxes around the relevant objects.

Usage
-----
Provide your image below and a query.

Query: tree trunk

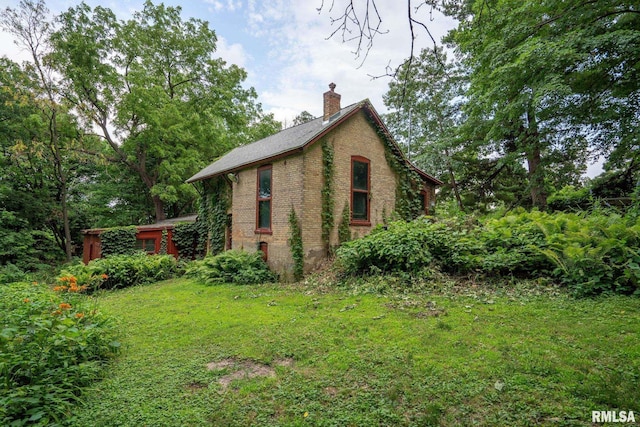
[50,106,72,261]
[526,141,547,210]
[60,178,73,260]
[525,107,547,210]
[152,194,166,222]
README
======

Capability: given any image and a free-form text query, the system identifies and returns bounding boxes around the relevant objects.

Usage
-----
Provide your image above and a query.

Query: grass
[68,278,640,426]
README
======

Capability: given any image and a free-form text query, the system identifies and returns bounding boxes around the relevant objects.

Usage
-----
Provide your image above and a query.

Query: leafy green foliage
[198,177,230,256]
[61,253,177,291]
[336,210,640,296]
[185,250,275,285]
[338,201,352,245]
[172,222,203,259]
[377,130,424,221]
[548,185,593,212]
[536,212,640,296]
[0,282,118,425]
[384,47,467,211]
[50,1,281,221]
[336,221,433,276]
[99,226,137,257]
[288,208,304,281]
[321,138,334,253]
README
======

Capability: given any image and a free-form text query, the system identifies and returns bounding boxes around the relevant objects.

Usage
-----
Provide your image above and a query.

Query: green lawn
[69,279,640,426]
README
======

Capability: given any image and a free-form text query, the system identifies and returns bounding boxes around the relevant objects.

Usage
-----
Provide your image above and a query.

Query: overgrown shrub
[548,185,593,212]
[0,282,118,425]
[335,210,640,296]
[536,212,640,296]
[60,253,177,291]
[0,263,30,284]
[336,221,433,275]
[185,250,275,285]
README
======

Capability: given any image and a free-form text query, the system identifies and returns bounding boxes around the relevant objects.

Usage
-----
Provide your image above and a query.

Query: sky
[0,0,457,124]
[0,0,603,176]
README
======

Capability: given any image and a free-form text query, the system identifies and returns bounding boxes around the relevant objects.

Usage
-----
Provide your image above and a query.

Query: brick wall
[302,110,398,269]
[230,108,423,278]
[231,155,304,279]
[331,111,397,241]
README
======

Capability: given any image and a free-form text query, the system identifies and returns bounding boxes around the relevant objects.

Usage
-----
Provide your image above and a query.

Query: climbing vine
[380,132,424,221]
[173,222,201,259]
[197,176,230,256]
[100,226,137,257]
[288,207,304,281]
[321,138,335,253]
[338,201,352,245]
[159,229,168,255]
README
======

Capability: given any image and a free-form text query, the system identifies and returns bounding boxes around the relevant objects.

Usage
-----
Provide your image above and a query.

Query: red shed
[82,215,197,264]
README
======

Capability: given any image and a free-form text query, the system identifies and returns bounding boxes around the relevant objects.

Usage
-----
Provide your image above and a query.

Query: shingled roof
[186,100,442,185]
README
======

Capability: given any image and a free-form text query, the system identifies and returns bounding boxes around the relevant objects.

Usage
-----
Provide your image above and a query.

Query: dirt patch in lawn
[207,357,294,388]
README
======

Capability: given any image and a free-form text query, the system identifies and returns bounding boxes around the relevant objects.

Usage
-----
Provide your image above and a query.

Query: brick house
[187,84,442,277]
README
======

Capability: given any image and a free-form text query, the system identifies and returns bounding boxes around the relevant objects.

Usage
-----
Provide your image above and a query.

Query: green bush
[0,282,118,425]
[548,185,593,212]
[0,264,30,285]
[335,210,640,296]
[336,221,433,275]
[185,250,275,285]
[60,253,178,291]
[536,212,640,296]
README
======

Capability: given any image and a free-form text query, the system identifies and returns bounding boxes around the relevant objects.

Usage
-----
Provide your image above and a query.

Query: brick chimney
[323,82,341,121]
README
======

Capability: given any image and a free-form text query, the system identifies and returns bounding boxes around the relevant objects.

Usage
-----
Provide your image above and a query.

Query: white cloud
[242,0,457,123]
[215,36,250,68]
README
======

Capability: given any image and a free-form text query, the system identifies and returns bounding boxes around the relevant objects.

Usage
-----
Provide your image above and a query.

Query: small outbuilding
[82,214,197,264]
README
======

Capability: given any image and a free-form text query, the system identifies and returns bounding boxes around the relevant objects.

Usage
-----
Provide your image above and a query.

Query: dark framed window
[135,238,156,253]
[256,165,272,233]
[351,156,370,225]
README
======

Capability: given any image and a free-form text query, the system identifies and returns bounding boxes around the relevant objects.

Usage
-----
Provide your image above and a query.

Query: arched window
[351,156,370,225]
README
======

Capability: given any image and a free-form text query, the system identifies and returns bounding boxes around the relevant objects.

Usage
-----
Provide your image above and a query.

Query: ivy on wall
[379,131,424,221]
[100,226,137,257]
[173,222,201,259]
[198,176,230,256]
[338,201,352,245]
[288,207,304,281]
[321,138,335,254]
[159,229,168,255]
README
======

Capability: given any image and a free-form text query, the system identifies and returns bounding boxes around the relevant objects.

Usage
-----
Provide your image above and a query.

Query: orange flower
[101,274,108,279]
[52,310,62,316]
[59,276,69,282]
[75,312,85,319]
[53,285,67,292]
[23,298,30,303]
[59,303,72,310]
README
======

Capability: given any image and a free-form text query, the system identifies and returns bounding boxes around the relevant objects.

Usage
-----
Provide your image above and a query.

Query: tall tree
[51,1,280,221]
[450,0,639,208]
[1,0,78,260]
[384,47,466,210]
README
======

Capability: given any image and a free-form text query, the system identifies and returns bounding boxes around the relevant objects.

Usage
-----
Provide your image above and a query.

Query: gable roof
[186,100,442,185]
